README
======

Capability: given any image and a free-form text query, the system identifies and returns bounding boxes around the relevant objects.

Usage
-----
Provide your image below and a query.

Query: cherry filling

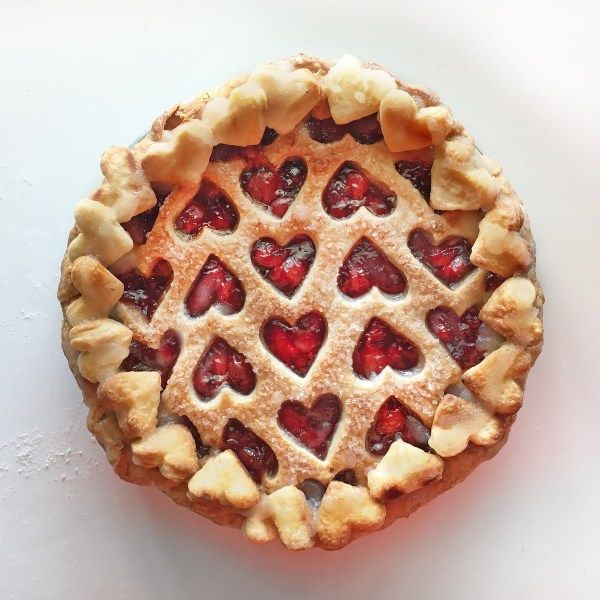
[192,338,256,400]
[323,162,396,219]
[262,311,326,377]
[366,396,430,455]
[353,318,419,379]
[174,180,238,237]
[395,160,432,200]
[185,255,245,317]
[485,271,506,292]
[222,418,278,482]
[427,306,484,370]
[408,229,474,286]
[240,157,307,218]
[250,235,315,297]
[210,127,278,162]
[181,416,211,458]
[333,469,358,486]
[118,259,173,320]
[121,329,181,389]
[338,238,406,298]
[121,188,169,245]
[306,113,382,145]
[277,394,341,460]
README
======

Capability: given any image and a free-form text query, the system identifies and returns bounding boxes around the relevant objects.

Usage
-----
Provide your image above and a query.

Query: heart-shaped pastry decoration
[323,162,396,219]
[278,394,342,460]
[185,255,245,317]
[251,235,315,297]
[192,338,256,400]
[338,238,406,298]
[118,259,173,320]
[262,312,326,376]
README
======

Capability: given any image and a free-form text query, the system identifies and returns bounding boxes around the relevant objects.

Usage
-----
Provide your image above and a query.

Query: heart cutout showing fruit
[262,311,326,377]
[278,394,341,460]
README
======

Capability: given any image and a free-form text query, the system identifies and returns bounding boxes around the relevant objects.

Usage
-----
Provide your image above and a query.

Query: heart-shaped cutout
[353,318,419,379]
[278,394,341,460]
[192,338,256,401]
[395,160,432,201]
[174,180,238,237]
[366,396,430,455]
[222,418,278,482]
[121,329,181,389]
[408,229,474,286]
[322,162,396,219]
[262,311,326,377]
[427,305,484,370]
[338,238,406,298]
[240,157,307,218]
[251,235,316,297]
[118,259,173,320]
[185,255,245,317]
[307,113,383,145]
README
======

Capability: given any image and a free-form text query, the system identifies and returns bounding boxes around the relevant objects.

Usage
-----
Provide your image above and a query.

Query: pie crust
[58,54,543,550]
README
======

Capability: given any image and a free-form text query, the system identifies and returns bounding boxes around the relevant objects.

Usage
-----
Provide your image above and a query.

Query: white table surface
[1,1,599,598]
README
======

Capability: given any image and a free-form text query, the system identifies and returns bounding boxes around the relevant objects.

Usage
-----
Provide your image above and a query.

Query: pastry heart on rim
[59,54,543,551]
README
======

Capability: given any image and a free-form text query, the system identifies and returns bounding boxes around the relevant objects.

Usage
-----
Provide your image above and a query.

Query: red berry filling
[240,157,307,218]
[121,188,169,245]
[323,162,396,219]
[408,229,474,286]
[333,469,358,486]
[262,311,326,377]
[192,338,256,400]
[395,160,432,200]
[180,416,210,458]
[222,418,278,482]
[338,238,406,298]
[210,127,278,162]
[485,271,506,292]
[427,306,484,370]
[118,259,173,320]
[250,235,315,297]
[353,318,419,379]
[278,394,341,460]
[366,396,430,455]
[185,255,245,317]
[306,113,382,145]
[121,329,181,389]
[174,180,238,237]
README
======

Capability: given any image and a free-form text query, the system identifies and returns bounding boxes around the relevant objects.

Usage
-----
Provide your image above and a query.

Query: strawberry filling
[278,394,341,459]
[262,312,326,377]
[366,396,430,455]
[118,259,173,320]
[408,229,474,286]
[427,306,484,370]
[185,255,245,317]
[323,162,396,219]
[395,160,432,200]
[250,235,315,297]
[222,418,278,482]
[353,318,419,379]
[192,338,256,400]
[338,238,406,298]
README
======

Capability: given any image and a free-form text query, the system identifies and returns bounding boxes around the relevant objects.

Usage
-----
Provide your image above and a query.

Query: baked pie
[58,54,544,550]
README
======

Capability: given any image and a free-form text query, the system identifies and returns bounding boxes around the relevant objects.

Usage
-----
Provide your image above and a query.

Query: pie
[58,54,544,550]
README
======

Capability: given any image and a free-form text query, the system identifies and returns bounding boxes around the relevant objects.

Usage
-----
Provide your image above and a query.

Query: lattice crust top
[58,54,544,551]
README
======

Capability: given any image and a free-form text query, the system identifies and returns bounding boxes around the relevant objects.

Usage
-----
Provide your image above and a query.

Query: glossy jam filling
[323,162,396,219]
[427,306,484,370]
[222,418,278,482]
[185,255,245,317]
[366,396,430,455]
[338,238,406,298]
[262,311,326,377]
[121,189,169,245]
[306,113,383,145]
[395,160,432,200]
[192,338,256,400]
[333,469,358,486]
[278,394,341,460]
[118,259,173,320]
[485,271,506,292]
[353,318,419,379]
[209,127,278,162]
[408,229,474,286]
[250,235,315,297]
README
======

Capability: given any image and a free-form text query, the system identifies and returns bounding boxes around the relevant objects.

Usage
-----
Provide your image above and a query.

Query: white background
[1,1,599,598]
